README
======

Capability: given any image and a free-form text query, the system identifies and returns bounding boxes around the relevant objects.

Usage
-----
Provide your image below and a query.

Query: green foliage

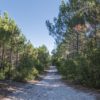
[35,45,50,72]
[54,49,100,88]
[0,12,50,82]
[48,0,100,88]
[14,67,38,82]
[14,53,36,81]
[0,70,5,79]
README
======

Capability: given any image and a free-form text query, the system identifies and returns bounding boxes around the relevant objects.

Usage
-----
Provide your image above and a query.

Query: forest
[0,0,100,100]
[0,12,50,82]
[46,0,100,88]
[0,0,100,89]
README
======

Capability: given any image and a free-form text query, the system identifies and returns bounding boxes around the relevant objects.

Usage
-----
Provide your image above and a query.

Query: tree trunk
[0,42,2,68]
[1,43,5,69]
[8,38,13,79]
[76,32,79,54]
[16,49,19,67]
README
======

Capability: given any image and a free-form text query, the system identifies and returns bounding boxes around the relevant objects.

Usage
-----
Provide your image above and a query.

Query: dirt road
[2,66,100,100]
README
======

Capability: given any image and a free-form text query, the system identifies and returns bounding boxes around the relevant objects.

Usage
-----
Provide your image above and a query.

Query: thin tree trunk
[8,38,13,79]
[0,42,2,68]
[1,43,5,69]
[16,48,19,67]
[76,32,79,54]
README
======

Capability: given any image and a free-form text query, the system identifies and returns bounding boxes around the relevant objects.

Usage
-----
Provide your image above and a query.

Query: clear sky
[0,0,61,53]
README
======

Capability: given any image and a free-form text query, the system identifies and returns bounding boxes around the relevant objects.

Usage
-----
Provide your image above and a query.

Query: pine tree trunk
[1,43,5,69]
[0,42,1,68]
[16,49,19,67]
[76,32,79,54]
[8,38,13,79]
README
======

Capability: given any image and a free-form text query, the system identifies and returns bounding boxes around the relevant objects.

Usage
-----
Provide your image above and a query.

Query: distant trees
[46,0,100,88]
[0,12,50,81]
[36,45,50,72]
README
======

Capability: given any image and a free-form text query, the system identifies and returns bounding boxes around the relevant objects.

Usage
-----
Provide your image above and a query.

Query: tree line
[46,0,100,88]
[0,12,50,81]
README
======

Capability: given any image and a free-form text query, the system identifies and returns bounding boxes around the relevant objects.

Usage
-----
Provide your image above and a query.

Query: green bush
[55,49,100,88]
[13,53,39,82]
[34,60,44,73]
[0,70,5,79]
[0,61,12,80]
[13,67,38,82]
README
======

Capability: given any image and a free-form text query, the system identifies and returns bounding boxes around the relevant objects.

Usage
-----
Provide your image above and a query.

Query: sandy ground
[0,66,100,100]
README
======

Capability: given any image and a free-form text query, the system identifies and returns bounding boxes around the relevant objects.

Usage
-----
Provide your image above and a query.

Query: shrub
[13,53,39,82]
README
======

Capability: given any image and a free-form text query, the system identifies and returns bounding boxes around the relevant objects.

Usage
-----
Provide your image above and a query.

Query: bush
[0,61,12,80]
[13,54,39,82]
[55,49,100,88]
[56,58,77,80]
[14,67,38,82]
[0,70,5,79]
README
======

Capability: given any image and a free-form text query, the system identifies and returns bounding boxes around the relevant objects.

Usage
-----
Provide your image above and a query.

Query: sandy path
[2,66,100,100]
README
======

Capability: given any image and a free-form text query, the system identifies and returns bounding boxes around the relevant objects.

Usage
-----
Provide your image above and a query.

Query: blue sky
[0,0,61,53]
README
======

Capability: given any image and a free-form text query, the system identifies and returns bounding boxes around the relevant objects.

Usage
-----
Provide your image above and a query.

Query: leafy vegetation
[46,0,100,88]
[0,12,50,82]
